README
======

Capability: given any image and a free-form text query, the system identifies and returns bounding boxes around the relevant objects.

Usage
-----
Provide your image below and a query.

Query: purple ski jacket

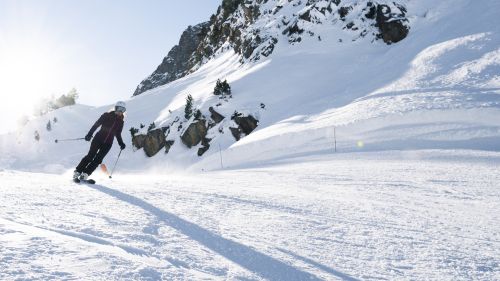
[88,111,125,146]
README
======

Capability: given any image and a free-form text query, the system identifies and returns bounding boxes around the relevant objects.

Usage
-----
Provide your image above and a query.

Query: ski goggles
[115,106,126,113]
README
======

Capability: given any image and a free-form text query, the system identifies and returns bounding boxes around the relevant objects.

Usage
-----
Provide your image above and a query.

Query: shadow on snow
[89,184,330,281]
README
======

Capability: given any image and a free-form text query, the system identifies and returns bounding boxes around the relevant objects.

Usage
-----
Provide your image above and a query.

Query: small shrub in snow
[53,117,58,123]
[34,131,40,141]
[130,127,139,137]
[148,122,156,132]
[161,126,170,135]
[140,123,145,129]
[231,111,243,120]
[46,121,52,131]
[194,109,202,120]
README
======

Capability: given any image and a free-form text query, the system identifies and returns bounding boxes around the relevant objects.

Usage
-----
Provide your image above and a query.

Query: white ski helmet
[115,101,126,113]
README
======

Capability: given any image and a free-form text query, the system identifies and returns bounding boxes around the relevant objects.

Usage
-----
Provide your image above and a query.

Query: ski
[73,178,95,184]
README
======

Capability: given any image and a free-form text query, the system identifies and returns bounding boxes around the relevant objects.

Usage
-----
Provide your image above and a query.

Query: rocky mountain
[133,0,409,96]
[133,22,210,96]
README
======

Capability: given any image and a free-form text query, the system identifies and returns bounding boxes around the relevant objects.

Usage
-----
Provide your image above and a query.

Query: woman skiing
[73,101,127,182]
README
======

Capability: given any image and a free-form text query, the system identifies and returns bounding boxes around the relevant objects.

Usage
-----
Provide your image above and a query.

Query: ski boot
[79,173,89,181]
[73,170,81,183]
[79,173,95,184]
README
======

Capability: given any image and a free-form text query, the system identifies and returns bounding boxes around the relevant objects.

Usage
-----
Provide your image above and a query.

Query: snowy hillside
[1,0,498,173]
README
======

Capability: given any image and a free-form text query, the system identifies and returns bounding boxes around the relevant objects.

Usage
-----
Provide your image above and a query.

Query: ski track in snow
[1,150,499,280]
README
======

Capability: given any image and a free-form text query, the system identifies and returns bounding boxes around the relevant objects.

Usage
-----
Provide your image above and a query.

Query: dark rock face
[209,107,225,124]
[165,140,175,153]
[338,6,352,20]
[132,129,167,157]
[234,115,258,135]
[374,4,409,44]
[229,127,242,141]
[132,134,147,149]
[144,129,167,157]
[230,115,259,141]
[133,22,210,96]
[197,137,211,156]
[181,120,208,148]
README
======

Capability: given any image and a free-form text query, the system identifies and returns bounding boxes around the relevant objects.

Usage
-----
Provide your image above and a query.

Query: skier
[73,101,127,182]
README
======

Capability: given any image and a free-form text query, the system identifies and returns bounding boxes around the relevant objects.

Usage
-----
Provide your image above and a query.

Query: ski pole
[55,138,85,143]
[109,149,123,179]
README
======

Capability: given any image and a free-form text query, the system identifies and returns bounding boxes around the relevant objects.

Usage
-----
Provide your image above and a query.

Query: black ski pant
[76,139,112,175]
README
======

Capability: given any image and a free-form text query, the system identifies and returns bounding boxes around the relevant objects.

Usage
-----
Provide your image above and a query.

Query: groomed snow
[1,150,498,280]
[1,1,499,280]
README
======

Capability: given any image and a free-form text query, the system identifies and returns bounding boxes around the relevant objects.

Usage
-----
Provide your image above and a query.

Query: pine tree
[214,79,232,98]
[214,79,223,96]
[46,120,52,131]
[221,80,231,96]
[184,94,194,119]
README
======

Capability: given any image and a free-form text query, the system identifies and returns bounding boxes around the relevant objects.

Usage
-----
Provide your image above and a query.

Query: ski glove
[120,143,126,150]
[85,134,92,141]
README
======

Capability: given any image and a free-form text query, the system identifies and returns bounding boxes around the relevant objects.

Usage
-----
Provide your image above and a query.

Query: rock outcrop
[181,120,208,148]
[132,129,169,157]
[373,3,409,44]
[209,107,225,124]
[133,22,210,96]
[198,137,211,156]
[230,114,258,141]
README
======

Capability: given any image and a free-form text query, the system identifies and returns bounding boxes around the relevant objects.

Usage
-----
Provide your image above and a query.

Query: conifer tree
[184,94,194,119]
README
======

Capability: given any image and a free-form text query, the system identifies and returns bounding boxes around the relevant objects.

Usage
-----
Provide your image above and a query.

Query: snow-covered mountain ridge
[134,0,410,96]
[0,0,499,173]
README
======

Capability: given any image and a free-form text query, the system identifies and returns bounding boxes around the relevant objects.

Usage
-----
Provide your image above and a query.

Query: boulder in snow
[132,134,147,149]
[229,114,259,141]
[209,107,225,124]
[132,129,167,157]
[374,4,409,44]
[144,129,167,157]
[197,137,211,156]
[181,120,208,148]
[233,115,258,135]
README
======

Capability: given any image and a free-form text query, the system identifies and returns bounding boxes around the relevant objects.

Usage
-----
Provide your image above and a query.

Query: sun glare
[0,45,58,107]
[0,34,67,133]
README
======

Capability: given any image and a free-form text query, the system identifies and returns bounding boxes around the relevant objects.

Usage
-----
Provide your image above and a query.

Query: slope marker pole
[334,127,337,153]
[218,143,224,169]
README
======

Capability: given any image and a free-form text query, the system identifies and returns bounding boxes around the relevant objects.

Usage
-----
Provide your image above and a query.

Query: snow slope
[1,0,499,173]
[1,150,499,280]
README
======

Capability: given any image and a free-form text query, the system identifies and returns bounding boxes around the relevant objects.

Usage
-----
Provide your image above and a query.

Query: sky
[0,0,221,133]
